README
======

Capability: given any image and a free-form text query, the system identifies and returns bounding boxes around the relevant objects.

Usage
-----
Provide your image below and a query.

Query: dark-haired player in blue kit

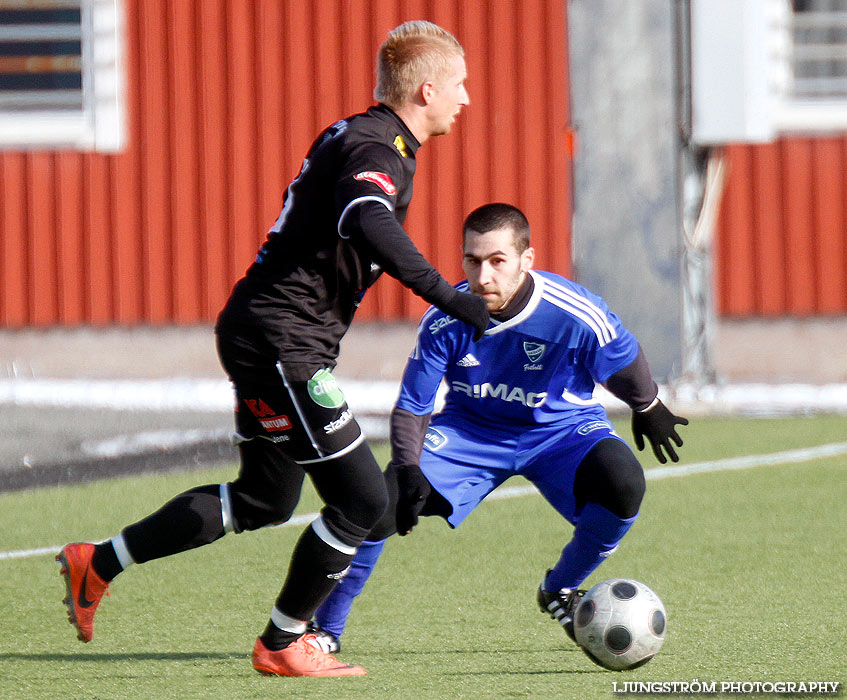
[309,202,688,652]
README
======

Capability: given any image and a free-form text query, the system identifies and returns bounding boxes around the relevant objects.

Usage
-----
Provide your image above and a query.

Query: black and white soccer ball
[573,578,666,671]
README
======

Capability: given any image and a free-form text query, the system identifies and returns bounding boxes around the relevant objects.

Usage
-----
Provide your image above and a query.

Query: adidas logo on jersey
[457,353,480,367]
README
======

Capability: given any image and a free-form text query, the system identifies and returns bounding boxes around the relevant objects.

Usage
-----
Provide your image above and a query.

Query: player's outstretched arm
[342,201,489,339]
[603,345,689,464]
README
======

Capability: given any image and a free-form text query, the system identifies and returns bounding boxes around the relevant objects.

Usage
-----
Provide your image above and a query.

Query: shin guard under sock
[545,502,638,592]
[314,538,386,638]
[270,519,356,627]
[121,484,226,564]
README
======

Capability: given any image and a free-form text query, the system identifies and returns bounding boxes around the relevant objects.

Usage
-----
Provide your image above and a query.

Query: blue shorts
[420,413,628,528]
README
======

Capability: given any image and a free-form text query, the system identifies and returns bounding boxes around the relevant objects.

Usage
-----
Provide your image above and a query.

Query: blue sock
[544,503,638,592]
[314,538,386,638]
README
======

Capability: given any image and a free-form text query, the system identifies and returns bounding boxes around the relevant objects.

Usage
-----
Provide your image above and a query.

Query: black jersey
[217,104,459,365]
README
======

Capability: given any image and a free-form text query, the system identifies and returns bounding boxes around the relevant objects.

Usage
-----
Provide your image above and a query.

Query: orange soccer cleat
[252,634,366,677]
[56,542,110,643]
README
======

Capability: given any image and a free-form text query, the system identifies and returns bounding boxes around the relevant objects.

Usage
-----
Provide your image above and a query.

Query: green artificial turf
[1,414,845,699]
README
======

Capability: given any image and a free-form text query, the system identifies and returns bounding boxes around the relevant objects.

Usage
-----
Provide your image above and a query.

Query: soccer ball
[573,578,666,671]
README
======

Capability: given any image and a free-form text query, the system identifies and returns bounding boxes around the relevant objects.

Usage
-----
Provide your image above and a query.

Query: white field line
[3,377,847,415]
[4,440,846,563]
[643,441,847,480]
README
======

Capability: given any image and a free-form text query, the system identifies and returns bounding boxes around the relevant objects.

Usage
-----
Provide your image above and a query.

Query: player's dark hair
[463,203,530,253]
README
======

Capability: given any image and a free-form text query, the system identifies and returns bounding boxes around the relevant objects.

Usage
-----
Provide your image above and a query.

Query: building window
[0,0,125,152]
[777,0,847,130]
[690,0,847,142]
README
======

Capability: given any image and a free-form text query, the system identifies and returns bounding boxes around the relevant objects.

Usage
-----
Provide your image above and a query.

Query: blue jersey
[397,270,639,431]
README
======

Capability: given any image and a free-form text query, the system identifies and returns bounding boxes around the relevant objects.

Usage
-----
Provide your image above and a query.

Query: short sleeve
[581,309,640,384]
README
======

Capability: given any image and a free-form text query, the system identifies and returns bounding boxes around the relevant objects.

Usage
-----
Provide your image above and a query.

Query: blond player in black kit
[56,20,488,678]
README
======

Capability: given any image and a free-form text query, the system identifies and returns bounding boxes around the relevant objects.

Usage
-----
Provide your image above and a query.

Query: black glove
[448,291,490,341]
[631,399,689,464]
[394,462,432,535]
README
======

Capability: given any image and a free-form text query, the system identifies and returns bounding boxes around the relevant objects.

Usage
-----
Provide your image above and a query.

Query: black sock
[262,524,355,650]
[91,541,123,582]
[122,484,225,563]
[259,624,302,651]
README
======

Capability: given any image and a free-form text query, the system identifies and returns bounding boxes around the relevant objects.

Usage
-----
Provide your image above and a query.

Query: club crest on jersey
[523,341,546,370]
[523,342,546,362]
[424,427,448,450]
[393,134,409,158]
[354,171,397,195]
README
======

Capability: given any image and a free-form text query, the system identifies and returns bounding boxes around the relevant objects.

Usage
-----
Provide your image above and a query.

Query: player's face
[426,53,469,136]
[462,227,534,312]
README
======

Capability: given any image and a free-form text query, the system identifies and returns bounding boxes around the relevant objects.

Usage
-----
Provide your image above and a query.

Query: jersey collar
[373,103,421,156]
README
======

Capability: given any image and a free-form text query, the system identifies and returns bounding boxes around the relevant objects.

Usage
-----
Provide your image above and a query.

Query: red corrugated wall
[0,0,571,328]
[717,137,847,316]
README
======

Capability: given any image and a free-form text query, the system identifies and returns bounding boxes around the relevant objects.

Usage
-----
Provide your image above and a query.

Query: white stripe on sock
[311,516,357,555]
[220,483,235,534]
[111,534,135,570]
[270,607,307,634]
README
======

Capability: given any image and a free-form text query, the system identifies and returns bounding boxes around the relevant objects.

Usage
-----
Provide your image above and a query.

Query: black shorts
[216,329,363,465]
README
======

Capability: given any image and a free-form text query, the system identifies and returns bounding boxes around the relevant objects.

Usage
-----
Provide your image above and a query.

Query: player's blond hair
[375,20,464,109]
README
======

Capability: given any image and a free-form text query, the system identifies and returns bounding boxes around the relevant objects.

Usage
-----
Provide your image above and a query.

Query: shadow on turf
[1,651,244,662]
[364,647,604,675]
[441,669,601,676]
[371,647,584,657]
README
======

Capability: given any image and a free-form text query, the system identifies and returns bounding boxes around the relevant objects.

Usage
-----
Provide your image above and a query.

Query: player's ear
[420,79,436,105]
[521,246,535,271]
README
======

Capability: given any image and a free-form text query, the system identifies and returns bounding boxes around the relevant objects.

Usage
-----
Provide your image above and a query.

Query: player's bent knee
[576,439,646,519]
[365,465,402,540]
[310,442,390,539]
[312,451,390,547]
[604,455,645,518]
[226,481,299,533]
[319,459,389,546]
[616,465,646,517]
[320,504,382,549]
[227,439,305,532]
[342,465,390,528]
